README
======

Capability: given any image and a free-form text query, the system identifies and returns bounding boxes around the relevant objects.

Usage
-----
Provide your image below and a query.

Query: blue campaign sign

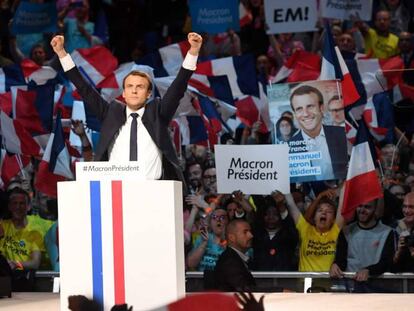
[11,2,57,35]
[189,0,239,34]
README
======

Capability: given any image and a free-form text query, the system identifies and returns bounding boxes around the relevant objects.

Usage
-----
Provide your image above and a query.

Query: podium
[57,162,185,310]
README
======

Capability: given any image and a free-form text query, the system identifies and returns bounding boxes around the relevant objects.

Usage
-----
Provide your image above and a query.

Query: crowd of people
[1,0,414,296]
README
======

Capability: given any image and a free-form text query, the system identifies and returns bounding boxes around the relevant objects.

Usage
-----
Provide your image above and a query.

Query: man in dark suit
[50,33,203,186]
[214,219,255,292]
[288,85,348,183]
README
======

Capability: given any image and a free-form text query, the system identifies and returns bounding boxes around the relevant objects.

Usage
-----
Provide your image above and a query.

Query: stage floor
[1,292,413,310]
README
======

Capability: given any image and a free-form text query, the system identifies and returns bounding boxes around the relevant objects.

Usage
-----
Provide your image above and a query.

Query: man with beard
[214,219,255,291]
[329,200,394,292]
[186,161,205,194]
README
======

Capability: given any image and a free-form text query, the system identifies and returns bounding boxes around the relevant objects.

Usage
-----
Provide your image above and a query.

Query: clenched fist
[187,32,203,56]
[50,35,67,58]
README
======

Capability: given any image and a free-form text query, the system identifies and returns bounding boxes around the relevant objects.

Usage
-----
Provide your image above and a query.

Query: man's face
[188,164,203,189]
[375,11,391,33]
[328,99,345,125]
[338,34,355,52]
[402,194,414,224]
[356,203,376,225]
[398,32,413,54]
[226,202,238,220]
[203,168,217,194]
[31,47,46,66]
[122,75,151,111]
[8,194,30,221]
[232,222,253,252]
[264,206,281,230]
[279,120,292,137]
[314,203,336,232]
[291,92,324,137]
[210,209,228,236]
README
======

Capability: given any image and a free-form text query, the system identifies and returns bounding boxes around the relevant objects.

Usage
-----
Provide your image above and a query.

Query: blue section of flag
[90,181,104,309]
[372,91,395,143]
[28,84,54,133]
[206,75,234,104]
[48,111,65,172]
[355,119,378,166]
[322,23,343,80]
[136,52,169,78]
[2,64,25,91]
[233,54,259,98]
[187,116,208,143]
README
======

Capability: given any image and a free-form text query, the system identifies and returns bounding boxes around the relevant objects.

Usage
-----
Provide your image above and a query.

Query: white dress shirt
[302,126,335,180]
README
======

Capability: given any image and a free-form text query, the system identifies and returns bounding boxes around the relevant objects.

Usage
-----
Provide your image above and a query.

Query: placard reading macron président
[215,144,290,195]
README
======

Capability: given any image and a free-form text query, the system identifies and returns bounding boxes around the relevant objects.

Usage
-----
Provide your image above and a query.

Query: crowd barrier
[33,271,414,293]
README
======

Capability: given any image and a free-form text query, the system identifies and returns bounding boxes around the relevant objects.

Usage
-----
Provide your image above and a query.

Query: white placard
[75,161,143,181]
[264,0,318,34]
[215,144,290,195]
[320,0,373,21]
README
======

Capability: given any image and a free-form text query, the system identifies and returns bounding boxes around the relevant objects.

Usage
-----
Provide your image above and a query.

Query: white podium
[57,162,185,310]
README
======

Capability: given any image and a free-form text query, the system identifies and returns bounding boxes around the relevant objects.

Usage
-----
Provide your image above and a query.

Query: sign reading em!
[264,0,318,34]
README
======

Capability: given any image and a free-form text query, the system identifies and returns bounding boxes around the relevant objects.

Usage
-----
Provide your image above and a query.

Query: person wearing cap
[50,32,202,187]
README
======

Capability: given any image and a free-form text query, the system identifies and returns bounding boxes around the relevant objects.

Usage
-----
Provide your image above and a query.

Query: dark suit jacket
[214,247,255,292]
[288,125,348,182]
[64,65,193,187]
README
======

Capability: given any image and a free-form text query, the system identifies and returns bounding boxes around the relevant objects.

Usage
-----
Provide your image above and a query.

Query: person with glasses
[329,200,394,292]
[186,208,228,271]
[392,192,414,271]
[203,166,217,195]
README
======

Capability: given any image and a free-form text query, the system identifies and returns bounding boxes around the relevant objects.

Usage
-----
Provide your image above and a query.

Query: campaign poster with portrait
[268,80,348,183]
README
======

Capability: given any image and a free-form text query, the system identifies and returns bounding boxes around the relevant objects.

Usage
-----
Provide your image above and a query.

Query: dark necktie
[130,113,138,161]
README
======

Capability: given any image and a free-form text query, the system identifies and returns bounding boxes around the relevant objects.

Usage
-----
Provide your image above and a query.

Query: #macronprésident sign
[215,144,290,195]
[264,0,318,34]
[11,2,57,35]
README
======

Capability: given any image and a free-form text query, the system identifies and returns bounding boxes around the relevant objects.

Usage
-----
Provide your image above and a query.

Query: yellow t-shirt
[296,214,340,272]
[364,28,399,59]
[0,219,43,264]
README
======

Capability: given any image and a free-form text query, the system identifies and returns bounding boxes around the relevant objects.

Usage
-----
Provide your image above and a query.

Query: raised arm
[272,190,301,224]
[50,35,110,120]
[159,32,202,121]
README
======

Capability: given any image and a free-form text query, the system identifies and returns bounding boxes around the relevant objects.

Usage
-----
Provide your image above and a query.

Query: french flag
[235,83,271,133]
[272,50,320,83]
[319,23,360,107]
[13,85,54,135]
[137,41,190,77]
[0,110,42,156]
[346,56,404,104]
[35,111,74,197]
[173,115,208,146]
[362,91,394,142]
[195,54,260,98]
[20,59,58,86]
[188,74,234,105]
[342,119,383,220]
[0,151,31,190]
[0,91,12,115]
[71,45,118,88]
[239,1,253,27]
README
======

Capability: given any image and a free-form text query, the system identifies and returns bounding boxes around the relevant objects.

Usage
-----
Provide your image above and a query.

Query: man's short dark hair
[122,70,153,91]
[290,85,324,110]
[225,219,247,240]
[327,95,340,106]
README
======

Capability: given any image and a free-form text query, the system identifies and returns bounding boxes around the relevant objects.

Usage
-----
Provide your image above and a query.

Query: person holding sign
[288,85,348,182]
[50,32,202,186]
